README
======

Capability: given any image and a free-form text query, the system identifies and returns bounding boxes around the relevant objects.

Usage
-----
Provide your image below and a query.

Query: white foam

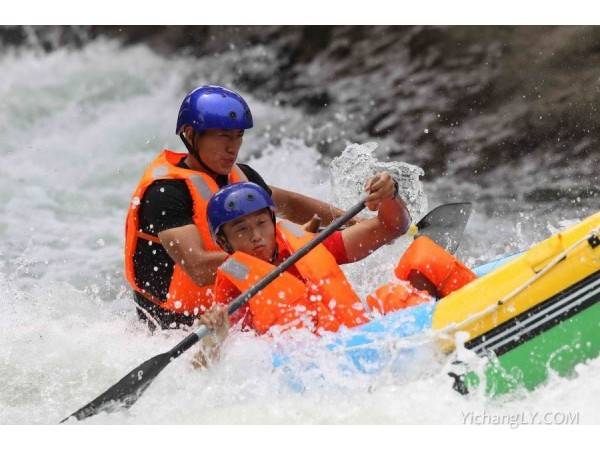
[1,39,598,425]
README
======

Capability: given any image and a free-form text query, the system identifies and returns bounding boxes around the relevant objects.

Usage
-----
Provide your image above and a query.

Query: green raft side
[463,301,600,396]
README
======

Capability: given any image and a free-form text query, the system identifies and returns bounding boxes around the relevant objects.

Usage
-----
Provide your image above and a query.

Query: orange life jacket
[394,235,477,298]
[214,221,369,334]
[365,281,432,315]
[124,149,247,316]
[215,226,476,336]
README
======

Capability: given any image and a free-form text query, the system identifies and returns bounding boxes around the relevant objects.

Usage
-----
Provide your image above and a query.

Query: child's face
[221,209,276,261]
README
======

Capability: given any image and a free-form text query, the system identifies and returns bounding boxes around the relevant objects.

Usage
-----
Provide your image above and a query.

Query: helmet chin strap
[269,247,278,264]
[268,212,278,263]
[216,232,234,254]
[179,132,218,176]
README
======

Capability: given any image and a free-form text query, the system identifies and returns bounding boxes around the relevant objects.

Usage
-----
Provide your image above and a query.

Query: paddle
[410,202,472,254]
[320,202,472,255]
[61,198,368,423]
[61,200,472,423]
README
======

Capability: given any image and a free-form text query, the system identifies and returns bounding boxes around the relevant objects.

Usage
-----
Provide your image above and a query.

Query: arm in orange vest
[341,172,411,262]
[270,186,361,227]
[158,224,228,286]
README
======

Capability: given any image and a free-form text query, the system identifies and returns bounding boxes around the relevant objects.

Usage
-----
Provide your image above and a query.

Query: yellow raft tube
[432,211,600,352]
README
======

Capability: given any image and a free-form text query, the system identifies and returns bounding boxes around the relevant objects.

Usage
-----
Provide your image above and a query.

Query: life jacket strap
[136,230,161,243]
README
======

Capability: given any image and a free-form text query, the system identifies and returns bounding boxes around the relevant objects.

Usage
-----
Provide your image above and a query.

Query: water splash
[1,37,598,425]
[329,142,427,221]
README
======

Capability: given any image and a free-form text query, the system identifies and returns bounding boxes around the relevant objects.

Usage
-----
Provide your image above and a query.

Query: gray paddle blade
[415,202,472,254]
[61,352,172,423]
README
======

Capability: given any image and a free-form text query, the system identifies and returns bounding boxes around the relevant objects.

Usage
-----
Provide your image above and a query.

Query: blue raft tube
[271,253,521,389]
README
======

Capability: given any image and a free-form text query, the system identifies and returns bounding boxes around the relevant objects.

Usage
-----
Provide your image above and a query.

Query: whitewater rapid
[1,38,598,424]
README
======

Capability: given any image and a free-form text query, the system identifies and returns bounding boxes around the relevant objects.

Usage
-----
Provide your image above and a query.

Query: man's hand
[199,304,229,342]
[192,304,230,369]
[364,172,397,211]
[301,214,322,233]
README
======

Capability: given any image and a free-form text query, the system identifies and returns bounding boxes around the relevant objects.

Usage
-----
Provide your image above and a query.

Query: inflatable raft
[274,211,600,396]
[435,211,600,396]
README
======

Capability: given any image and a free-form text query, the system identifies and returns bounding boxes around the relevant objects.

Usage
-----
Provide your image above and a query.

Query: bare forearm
[342,199,410,262]
[158,225,228,286]
[182,251,229,286]
[192,334,221,369]
[271,186,348,225]
[341,172,412,262]
[378,197,411,236]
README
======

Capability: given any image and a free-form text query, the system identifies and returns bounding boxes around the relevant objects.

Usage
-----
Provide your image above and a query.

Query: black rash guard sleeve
[237,163,272,196]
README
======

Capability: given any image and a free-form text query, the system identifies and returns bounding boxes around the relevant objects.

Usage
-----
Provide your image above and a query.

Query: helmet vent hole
[227,201,236,209]
[229,111,237,119]
[247,194,254,201]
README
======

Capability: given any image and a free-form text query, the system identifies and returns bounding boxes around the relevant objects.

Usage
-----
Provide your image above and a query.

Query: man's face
[221,209,276,262]
[195,129,244,175]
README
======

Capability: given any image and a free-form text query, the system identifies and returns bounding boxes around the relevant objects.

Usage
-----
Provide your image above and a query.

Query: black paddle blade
[415,202,472,254]
[61,352,172,423]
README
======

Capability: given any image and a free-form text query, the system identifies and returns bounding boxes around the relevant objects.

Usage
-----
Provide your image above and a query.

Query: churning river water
[1,38,598,424]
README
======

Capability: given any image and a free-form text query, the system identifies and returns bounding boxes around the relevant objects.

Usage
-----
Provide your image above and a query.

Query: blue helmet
[207,182,275,237]
[176,85,253,135]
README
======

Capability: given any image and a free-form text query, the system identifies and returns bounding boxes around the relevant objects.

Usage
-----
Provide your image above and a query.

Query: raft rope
[434,225,600,343]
